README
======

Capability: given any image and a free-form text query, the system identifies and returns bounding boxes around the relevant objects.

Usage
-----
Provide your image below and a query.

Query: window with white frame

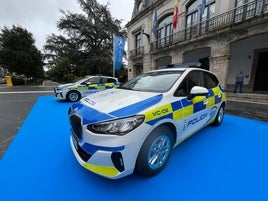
[157,15,173,47]
[135,31,142,54]
[186,0,216,28]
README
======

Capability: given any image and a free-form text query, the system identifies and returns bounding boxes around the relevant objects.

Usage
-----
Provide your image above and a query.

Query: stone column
[209,41,231,87]
[172,50,183,65]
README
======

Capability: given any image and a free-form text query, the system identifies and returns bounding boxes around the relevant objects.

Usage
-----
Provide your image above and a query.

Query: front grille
[70,115,82,140]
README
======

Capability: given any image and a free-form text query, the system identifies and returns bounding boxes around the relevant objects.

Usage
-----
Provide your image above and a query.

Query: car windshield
[120,71,183,92]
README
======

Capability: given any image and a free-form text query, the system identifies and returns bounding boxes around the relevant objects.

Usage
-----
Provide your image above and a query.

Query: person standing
[234,69,248,93]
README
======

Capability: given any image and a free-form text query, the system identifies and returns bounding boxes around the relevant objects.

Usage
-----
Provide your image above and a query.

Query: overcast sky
[0,0,133,50]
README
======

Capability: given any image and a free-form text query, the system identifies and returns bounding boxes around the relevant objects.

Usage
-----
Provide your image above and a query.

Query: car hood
[70,88,163,125]
[56,83,74,89]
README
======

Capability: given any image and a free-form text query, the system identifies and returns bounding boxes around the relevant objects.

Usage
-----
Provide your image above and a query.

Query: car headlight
[87,115,145,135]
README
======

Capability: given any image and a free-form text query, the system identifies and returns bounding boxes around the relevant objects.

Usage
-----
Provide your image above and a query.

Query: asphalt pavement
[0,81,57,158]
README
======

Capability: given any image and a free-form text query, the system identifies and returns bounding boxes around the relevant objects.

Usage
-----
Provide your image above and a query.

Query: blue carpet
[0,96,268,201]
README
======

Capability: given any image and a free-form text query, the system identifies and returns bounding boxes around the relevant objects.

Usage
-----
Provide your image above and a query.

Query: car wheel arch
[66,90,81,102]
[134,123,177,177]
[160,122,177,143]
[211,102,226,127]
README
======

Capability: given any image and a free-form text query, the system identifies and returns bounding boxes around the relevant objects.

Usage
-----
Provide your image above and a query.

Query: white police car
[68,68,226,179]
[54,75,120,102]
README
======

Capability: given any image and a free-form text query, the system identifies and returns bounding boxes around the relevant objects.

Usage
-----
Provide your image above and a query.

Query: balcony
[129,46,145,59]
[150,0,268,51]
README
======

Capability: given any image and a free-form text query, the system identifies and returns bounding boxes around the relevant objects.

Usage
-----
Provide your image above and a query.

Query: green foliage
[0,25,45,79]
[44,0,127,81]
[46,57,74,82]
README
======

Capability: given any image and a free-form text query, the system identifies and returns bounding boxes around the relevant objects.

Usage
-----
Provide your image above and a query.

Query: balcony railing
[150,0,268,51]
[129,46,145,59]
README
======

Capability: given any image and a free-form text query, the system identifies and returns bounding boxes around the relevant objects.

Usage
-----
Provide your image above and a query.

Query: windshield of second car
[120,71,182,92]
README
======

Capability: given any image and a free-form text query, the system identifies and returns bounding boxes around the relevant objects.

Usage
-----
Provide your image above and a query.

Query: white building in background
[126,0,268,93]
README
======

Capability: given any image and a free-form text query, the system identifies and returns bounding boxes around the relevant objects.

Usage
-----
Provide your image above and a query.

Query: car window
[175,70,203,97]
[202,71,219,89]
[100,77,107,84]
[82,77,100,85]
[120,71,182,92]
[101,77,117,83]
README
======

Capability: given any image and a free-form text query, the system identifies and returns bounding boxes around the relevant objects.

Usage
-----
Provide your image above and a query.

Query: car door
[84,77,101,95]
[100,77,117,90]
[175,70,210,140]
[201,71,222,121]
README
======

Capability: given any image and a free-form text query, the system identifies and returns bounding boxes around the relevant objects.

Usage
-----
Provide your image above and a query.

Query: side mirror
[187,86,209,100]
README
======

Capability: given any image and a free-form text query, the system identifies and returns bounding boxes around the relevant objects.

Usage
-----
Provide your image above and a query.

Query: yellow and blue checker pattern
[144,86,226,126]
[87,83,120,91]
[68,82,120,92]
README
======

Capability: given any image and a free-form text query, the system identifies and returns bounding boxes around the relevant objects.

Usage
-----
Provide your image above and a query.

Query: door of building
[254,51,268,92]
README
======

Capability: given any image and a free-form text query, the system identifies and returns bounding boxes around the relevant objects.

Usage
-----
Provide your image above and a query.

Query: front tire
[135,125,174,177]
[66,91,81,102]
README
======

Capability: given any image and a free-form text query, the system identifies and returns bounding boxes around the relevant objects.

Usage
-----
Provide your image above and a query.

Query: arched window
[186,0,215,38]
[156,14,173,47]
[135,31,142,55]
[186,0,215,28]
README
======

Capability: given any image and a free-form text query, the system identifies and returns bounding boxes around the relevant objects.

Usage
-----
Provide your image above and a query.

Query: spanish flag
[172,0,179,30]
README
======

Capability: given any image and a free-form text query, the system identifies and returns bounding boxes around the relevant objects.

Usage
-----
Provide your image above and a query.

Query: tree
[44,0,126,79]
[46,57,73,82]
[0,25,44,78]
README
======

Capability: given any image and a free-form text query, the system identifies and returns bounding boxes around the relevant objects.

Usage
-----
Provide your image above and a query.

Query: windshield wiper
[118,86,133,90]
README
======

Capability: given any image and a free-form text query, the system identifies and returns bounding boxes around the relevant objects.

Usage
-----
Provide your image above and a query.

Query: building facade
[126,0,268,93]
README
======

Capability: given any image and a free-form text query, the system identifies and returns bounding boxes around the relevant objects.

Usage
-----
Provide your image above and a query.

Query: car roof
[84,75,118,79]
[146,67,208,73]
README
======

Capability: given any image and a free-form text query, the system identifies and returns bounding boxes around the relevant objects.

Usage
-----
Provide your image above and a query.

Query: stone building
[126,0,268,93]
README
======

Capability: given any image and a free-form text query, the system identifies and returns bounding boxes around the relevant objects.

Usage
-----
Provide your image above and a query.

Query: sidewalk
[226,92,268,122]
[41,80,58,87]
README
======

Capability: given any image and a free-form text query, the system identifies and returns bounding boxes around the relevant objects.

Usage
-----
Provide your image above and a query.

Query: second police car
[54,75,120,102]
[68,67,227,179]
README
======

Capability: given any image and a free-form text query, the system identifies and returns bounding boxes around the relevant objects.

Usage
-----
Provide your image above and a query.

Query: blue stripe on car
[72,103,114,125]
[194,101,206,113]
[72,94,163,125]
[82,143,125,155]
[109,94,163,117]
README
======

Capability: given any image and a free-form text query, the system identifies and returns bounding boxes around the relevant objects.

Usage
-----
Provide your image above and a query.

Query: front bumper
[70,136,134,179]
[55,92,65,100]
[54,88,67,100]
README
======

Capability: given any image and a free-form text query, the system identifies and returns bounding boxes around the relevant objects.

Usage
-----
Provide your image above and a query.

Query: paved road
[0,85,56,158]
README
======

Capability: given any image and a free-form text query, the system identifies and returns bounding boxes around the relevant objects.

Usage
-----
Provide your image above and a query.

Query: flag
[152,9,158,37]
[172,0,179,30]
[113,35,126,70]
[201,0,206,15]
